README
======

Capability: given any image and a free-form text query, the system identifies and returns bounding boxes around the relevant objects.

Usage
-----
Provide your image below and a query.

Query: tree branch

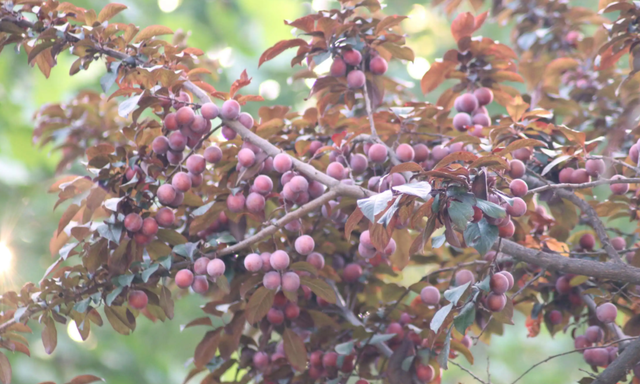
[593,336,640,384]
[449,360,489,384]
[362,80,378,138]
[524,176,624,264]
[586,155,640,175]
[213,189,338,257]
[527,178,640,195]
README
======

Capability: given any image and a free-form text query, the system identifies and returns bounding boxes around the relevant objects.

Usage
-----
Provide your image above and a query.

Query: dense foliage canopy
[3,0,640,383]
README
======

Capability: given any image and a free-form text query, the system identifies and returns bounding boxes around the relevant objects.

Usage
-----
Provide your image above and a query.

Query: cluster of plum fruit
[451,88,494,137]
[329,47,388,89]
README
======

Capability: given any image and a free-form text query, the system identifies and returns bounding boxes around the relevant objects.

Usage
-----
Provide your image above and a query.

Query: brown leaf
[421,60,457,94]
[194,329,222,368]
[28,41,57,65]
[596,44,630,71]
[505,95,530,122]
[65,375,105,384]
[380,42,414,62]
[246,287,275,324]
[555,125,586,146]
[451,11,488,42]
[229,70,252,98]
[97,3,128,22]
[434,151,478,169]
[389,162,424,174]
[57,203,81,236]
[0,352,11,384]
[104,306,133,335]
[389,229,413,270]
[469,155,509,169]
[496,139,547,156]
[283,328,307,371]
[375,15,408,35]
[345,207,364,241]
[259,39,309,67]
[41,316,57,355]
[410,214,437,255]
[134,25,173,42]
[299,276,336,304]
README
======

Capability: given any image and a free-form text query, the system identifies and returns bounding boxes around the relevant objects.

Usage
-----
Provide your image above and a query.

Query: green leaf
[477,275,491,292]
[172,243,198,260]
[438,327,452,370]
[430,303,453,333]
[335,341,354,354]
[192,202,214,217]
[448,201,474,230]
[112,274,135,287]
[100,62,121,92]
[392,181,432,200]
[157,255,172,270]
[290,261,318,276]
[401,356,415,372]
[377,197,400,227]
[444,281,470,305]
[464,218,499,256]
[432,235,446,248]
[141,264,159,283]
[357,190,394,222]
[475,199,506,218]
[106,286,124,306]
[300,276,336,304]
[454,302,476,334]
[118,93,143,118]
[73,298,90,314]
[369,333,396,344]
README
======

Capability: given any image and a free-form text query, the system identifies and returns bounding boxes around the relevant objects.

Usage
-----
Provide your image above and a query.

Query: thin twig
[362,79,378,138]
[527,177,640,195]
[166,123,222,178]
[586,155,640,175]
[449,360,489,384]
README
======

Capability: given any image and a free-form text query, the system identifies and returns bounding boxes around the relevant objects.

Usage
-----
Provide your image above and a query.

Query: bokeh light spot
[0,243,12,273]
[259,80,281,100]
[407,57,430,80]
[158,0,180,13]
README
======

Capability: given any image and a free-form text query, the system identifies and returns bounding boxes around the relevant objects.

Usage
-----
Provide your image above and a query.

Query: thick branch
[494,239,640,284]
[214,189,338,257]
[524,176,623,264]
[593,337,640,384]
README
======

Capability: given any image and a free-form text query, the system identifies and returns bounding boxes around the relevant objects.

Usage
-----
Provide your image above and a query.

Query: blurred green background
[0,0,587,383]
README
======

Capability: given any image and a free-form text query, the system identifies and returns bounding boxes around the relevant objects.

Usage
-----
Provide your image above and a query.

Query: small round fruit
[585,159,606,177]
[455,270,475,286]
[509,159,526,178]
[284,302,300,320]
[152,136,170,154]
[221,99,241,120]
[273,153,293,173]
[186,154,206,175]
[347,70,366,89]
[176,106,195,127]
[294,235,315,255]
[512,147,533,162]
[141,217,158,236]
[194,257,209,275]
[267,308,285,325]
[416,364,435,382]
[570,169,590,184]
[369,56,388,75]
[323,352,338,368]
[204,145,222,164]
[549,310,563,325]
[454,93,479,113]
[431,145,450,161]
[129,290,148,310]
[164,113,178,131]
[244,253,263,272]
[343,49,362,66]
[221,126,237,140]
[343,263,363,283]
[585,325,604,343]
[237,148,256,168]
[175,269,194,289]
[509,179,528,197]
[395,143,415,162]
[327,162,346,179]
[386,322,404,341]
[498,271,514,290]
[350,153,368,174]
[253,175,273,194]
[330,57,347,77]
[584,348,609,367]
[289,175,309,194]
[307,252,325,270]
[414,144,429,162]
[487,273,509,297]
[611,237,626,251]
[263,271,281,290]
[246,192,266,213]
[575,335,591,350]
[559,167,575,183]
[168,131,187,152]
[124,213,143,232]
[368,143,387,163]
[580,234,595,250]
[227,193,246,213]
[474,87,494,106]
[506,197,527,217]
[452,112,472,132]
[555,276,572,294]
[610,175,629,195]
[486,293,507,312]
[155,207,175,227]
[238,112,254,129]
[420,286,440,306]
[596,302,618,323]
[201,102,219,120]
[282,272,301,292]
[253,352,269,370]
[384,238,397,256]
[270,250,290,270]
[207,258,225,277]
[498,220,515,238]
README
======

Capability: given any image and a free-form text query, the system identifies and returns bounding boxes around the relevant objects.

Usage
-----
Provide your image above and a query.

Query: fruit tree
[3,0,640,383]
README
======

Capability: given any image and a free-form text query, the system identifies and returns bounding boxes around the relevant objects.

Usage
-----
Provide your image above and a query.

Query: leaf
[541,155,572,176]
[345,207,363,241]
[434,151,478,169]
[134,25,174,42]
[475,199,506,219]
[392,182,432,200]
[100,62,121,93]
[141,264,159,283]
[444,281,471,305]
[57,203,81,236]
[65,375,105,384]
[430,303,453,333]
[454,302,476,334]
[556,125,586,146]
[41,316,57,355]
[469,155,509,169]
[172,243,198,260]
[492,296,514,325]
[380,42,414,61]
[496,139,547,156]
[390,229,412,270]
[505,95,530,122]
[464,218,499,256]
[451,11,487,41]
[181,317,214,331]
[357,190,393,222]
[118,93,143,118]
[259,39,309,67]
[438,327,452,370]
[300,276,336,304]
[28,41,57,65]
[0,352,11,384]
[389,162,423,174]
[369,334,396,344]
[98,3,128,22]
[448,201,474,230]
[421,60,457,94]
[283,328,307,372]
[245,287,275,324]
[103,306,133,335]
[290,261,318,276]
[375,15,408,34]
[194,329,221,368]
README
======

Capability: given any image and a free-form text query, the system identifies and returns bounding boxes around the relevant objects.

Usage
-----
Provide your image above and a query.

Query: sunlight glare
[67,321,85,343]
[0,243,12,273]
[158,0,180,13]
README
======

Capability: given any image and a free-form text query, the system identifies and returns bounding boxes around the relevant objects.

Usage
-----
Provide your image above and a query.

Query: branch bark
[527,177,640,195]
[593,337,640,384]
